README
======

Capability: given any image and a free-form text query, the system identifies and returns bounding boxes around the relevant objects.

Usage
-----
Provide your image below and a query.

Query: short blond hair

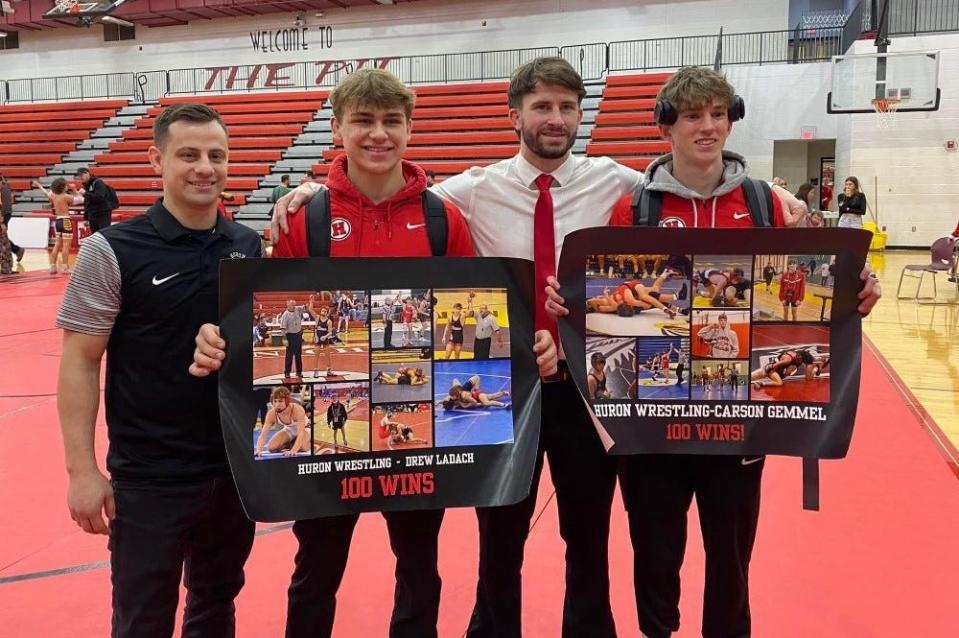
[657,66,735,113]
[329,68,416,120]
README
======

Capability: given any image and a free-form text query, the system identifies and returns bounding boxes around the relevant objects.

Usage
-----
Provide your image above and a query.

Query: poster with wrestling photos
[221,257,538,521]
[557,227,872,458]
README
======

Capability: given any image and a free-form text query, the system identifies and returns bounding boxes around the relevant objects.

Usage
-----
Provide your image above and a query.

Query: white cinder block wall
[2,0,955,246]
[0,0,788,77]
[834,35,959,247]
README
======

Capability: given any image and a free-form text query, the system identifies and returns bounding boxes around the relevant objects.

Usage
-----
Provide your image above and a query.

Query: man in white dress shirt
[274,57,640,638]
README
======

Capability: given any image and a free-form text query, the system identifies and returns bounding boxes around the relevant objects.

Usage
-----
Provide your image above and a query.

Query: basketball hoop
[871,98,901,130]
[54,0,78,12]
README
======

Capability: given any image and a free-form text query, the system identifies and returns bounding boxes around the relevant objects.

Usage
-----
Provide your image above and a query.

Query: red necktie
[533,173,558,347]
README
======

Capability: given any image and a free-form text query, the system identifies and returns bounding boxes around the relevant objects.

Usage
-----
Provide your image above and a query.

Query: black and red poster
[556,227,872,458]
[218,257,539,521]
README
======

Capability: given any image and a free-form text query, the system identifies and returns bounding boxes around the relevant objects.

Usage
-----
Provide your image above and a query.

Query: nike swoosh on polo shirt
[152,273,180,285]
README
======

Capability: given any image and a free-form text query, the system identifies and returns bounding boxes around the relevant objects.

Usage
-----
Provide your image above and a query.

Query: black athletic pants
[473,336,491,360]
[384,317,393,349]
[466,374,618,638]
[89,215,112,233]
[619,454,764,638]
[287,508,445,638]
[109,475,255,638]
[284,331,303,377]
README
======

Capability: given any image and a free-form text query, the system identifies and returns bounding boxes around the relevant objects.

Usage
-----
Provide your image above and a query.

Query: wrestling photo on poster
[252,384,313,460]
[691,254,753,308]
[433,287,511,360]
[753,254,836,322]
[312,382,371,453]
[584,253,691,337]
[371,403,433,451]
[253,291,369,384]
[750,325,831,403]
[584,335,637,400]
[434,359,513,447]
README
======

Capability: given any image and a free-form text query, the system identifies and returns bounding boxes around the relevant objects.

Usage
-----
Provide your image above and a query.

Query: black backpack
[93,178,120,211]
[630,177,773,227]
[631,178,821,510]
[304,189,448,256]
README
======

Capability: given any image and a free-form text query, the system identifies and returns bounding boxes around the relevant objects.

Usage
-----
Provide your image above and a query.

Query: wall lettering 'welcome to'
[249,26,334,54]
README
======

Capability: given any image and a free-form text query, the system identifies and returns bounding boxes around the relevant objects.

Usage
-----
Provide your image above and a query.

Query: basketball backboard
[826,50,941,114]
[42,0,121,20]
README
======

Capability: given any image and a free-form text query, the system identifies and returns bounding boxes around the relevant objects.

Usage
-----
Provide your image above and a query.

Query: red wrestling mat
[1,274,957,636]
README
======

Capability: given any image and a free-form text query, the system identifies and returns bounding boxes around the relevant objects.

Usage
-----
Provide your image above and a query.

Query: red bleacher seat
[108,137,293,152]
[588,73,671,166]
[408,131,517,146]
[412,82,510,97]
[414,117,512,132]
[159,91,328,106]
[0,98,128,216]
[598,98,657,113]
[606,73,674,86]
[85,92,333,220]
[121,124,304,139]
[591,126,662,141]
[0,120,108,133]
[413,105,505,119]
[602,85,662,99]
[92,164,272,177]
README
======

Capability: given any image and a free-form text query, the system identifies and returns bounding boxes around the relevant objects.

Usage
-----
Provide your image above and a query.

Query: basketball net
[54,0,79,13]
[871,98,901,130]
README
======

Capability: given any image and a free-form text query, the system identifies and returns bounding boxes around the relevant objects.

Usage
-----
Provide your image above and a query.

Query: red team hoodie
[274,155,475,258]
[610,151,785,229]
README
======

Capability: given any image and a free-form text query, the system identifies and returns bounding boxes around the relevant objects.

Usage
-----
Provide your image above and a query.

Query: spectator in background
[34,178,75,274]
[1,174,25,267]
[837,176,867,229]
[425,169,436,187]
[820,179,833,210]
[272,175,293,203]
[300,171,315,185]
[75,168,114,232]
[772,176,787,189]
[794,183,816,213]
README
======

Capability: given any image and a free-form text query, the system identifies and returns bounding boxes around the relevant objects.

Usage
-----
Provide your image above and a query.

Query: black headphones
[654,95,746,125]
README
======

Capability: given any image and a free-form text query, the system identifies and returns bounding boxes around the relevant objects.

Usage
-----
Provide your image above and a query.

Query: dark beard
[521,127,575,160]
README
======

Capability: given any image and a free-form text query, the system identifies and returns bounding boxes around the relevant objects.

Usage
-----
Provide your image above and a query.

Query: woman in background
[837,176,867,229]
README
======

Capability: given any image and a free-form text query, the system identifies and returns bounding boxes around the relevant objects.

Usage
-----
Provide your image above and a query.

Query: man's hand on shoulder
[271,182,325,240]
[773,185,808,227]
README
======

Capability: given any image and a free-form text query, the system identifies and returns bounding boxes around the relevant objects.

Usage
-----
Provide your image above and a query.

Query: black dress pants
[466,375,619,638]
[284,331,303,376]
[619,454,764,638]
[109,475,255,638]
[286,508,446,638]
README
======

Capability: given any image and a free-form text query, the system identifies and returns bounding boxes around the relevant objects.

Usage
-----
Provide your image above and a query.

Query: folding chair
[896,237,957,302]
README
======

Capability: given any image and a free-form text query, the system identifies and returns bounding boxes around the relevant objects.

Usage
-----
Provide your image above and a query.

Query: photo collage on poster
[251,288,514,460]
[584,253,833,404]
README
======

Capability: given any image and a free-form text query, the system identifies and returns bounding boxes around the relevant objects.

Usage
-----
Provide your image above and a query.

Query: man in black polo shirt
[56,103,261,638]
[75,167,115,232]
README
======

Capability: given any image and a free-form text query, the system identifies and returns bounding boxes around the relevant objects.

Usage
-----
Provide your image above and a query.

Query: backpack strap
[305,188,448,257]
[802,457,820,511]
[630,184,663,227]
[422,190,448,256]
[305,188,331,257]
[742,178,773,228]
